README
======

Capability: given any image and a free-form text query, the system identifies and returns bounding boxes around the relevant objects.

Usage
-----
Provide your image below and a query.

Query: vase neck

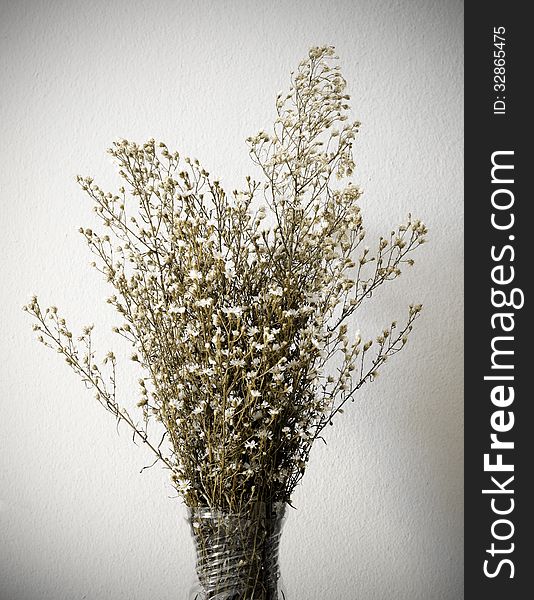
[188,503,287,600]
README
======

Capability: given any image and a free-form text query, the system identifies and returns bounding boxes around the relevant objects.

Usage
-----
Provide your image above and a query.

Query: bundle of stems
[25,46,426,520]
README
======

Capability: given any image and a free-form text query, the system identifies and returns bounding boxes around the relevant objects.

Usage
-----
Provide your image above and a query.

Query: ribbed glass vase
[187,502,287,600]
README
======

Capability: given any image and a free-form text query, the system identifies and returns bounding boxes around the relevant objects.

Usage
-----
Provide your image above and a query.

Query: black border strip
[465,3,532,597]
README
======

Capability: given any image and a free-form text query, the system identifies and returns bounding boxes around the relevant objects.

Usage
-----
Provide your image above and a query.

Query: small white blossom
[222,306,244,318]
[188,269,203,281]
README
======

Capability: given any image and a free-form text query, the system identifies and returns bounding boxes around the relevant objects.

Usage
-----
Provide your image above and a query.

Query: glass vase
[187,502,287,600]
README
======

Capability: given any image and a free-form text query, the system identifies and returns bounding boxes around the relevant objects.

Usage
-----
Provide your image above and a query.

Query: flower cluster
[25,46,426,513]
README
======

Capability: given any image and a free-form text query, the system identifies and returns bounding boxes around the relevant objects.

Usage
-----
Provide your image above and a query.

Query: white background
[0,1,463,598]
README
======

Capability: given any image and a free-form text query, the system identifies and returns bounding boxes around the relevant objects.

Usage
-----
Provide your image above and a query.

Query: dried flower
[25,46,425,514]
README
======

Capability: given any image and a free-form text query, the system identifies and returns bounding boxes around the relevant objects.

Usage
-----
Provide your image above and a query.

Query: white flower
[195,298,213,308]
[184,325,199,339]
[244,439,257,450]
[188,268,203,281]
[230,358,245,368]
[268,286,283,297]
[222,306,244,318]
[263,328,276,343]
[258,428,272,440]
[176,478,192,494]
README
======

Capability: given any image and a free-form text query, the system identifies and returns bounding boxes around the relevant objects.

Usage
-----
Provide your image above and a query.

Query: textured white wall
[0,1,463,598]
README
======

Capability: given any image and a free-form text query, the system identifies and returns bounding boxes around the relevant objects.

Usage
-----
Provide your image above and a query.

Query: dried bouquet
[25,46,426,599]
